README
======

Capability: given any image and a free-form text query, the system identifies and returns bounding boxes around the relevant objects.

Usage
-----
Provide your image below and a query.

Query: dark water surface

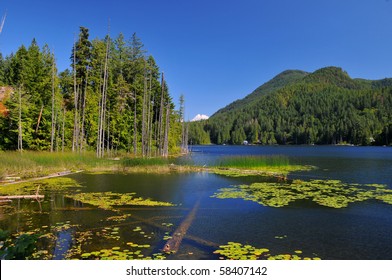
[1,145,392,259]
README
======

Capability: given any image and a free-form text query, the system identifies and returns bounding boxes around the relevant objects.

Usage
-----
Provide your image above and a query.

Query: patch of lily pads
[105,213,132,222]
[78,242,165,260]
[65,191,175,210]
[0,177,82,196]
[212,179,392,208]
[214,242,321,260]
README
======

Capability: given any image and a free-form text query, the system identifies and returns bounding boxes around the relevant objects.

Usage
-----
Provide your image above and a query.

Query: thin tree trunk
[141,66,147,157]
[35,105,44,133]
[184,122,189,153]
[80,68,88,152]
[163,104,170,158]
[158,72,165,156]
[55,107,61,152]
[147,70,153,158]
[179,94,185,153]
[107,105,110,156]
[61,106,66,152]
[96,65,103,157]
[133,91,137,155]
[17,86,23,152]
[72,37,79,152]
[97,37,110,158]
[50,58,56,152]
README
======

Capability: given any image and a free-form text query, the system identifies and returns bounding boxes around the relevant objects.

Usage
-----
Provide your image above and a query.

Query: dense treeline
[190,67,392,146]
[0,27,186,156]
[187,120,210,145]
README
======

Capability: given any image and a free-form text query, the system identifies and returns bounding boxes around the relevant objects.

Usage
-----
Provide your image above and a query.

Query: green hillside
[213,69,309,115]
[191,67,392,146]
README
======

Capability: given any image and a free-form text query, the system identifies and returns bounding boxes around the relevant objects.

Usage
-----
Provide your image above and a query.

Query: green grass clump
[210,155,313,177]
[121,157,172,167]
[0,151,113,179]
[217,155,290,169]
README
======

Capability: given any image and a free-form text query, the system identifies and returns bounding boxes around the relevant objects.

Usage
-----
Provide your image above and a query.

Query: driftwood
[0,186,44,201]
[0,194,44,200]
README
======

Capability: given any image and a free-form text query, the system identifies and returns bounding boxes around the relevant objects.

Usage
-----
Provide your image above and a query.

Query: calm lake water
[1,145,392,260]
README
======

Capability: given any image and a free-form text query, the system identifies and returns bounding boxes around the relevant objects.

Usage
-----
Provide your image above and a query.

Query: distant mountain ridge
[212,69,308,117]
[193,66,392,146]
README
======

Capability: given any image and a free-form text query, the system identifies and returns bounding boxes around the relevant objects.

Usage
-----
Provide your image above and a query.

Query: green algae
[214,242,320,260]
[65,191,175,210]
[212,179,392,208]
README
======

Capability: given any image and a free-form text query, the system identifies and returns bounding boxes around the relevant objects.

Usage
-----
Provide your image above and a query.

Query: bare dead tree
[17,86,23,152]
[158,72,165,156]
[72,36,79,152]
[97,36,110,158]
[162,103,170,158]
[50,54,56,152]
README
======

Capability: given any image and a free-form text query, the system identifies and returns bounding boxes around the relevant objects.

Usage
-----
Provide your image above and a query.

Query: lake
[1,145,392,260]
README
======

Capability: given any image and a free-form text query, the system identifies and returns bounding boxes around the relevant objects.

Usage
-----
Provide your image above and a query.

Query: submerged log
[163,199,201,253]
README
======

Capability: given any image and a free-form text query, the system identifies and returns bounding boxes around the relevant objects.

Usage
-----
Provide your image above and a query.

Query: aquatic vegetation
[162,222,174,227]
[0,220,80,260]
[77,248,165,260]
[66,192,175,210]
[214,242,321,260]
[212,179,392,208]
[217,155,289,168]
[210,155,313,177]
[0,177,82,196]
[0,232,39,260]
[75,242,165,260]
[121,157,173,167]
[274,235,287,239]
[105,214,132,222]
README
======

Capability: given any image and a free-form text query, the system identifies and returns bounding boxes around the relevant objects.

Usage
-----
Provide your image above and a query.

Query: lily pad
[212,179,392,209]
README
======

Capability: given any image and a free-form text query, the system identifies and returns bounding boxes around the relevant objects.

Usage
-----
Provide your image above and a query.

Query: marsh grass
[217,155,291,169]
[0,151,115,179]
[121,157,173,167]
[0,151,190,180]
[212,155,312,177]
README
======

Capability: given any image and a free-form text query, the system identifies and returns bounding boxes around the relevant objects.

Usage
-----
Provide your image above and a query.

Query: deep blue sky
[1,0,392,119]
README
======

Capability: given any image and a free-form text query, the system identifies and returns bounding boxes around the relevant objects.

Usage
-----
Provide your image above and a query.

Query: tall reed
[217,155,290,169]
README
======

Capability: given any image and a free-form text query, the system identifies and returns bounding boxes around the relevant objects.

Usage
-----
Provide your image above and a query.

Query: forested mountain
[191,67,392,146]
[0,27,186,156]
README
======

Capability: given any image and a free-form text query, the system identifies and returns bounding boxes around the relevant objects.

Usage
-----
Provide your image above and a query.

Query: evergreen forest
[190,67,392,146]
[0,27,188,156]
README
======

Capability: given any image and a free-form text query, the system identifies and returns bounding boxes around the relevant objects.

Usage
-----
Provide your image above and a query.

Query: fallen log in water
[0,194,44,200]
[163,199,201,253]
[0,186,44,200]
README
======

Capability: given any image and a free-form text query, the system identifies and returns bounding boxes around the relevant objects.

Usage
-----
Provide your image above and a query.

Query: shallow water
[1,145,392,259]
